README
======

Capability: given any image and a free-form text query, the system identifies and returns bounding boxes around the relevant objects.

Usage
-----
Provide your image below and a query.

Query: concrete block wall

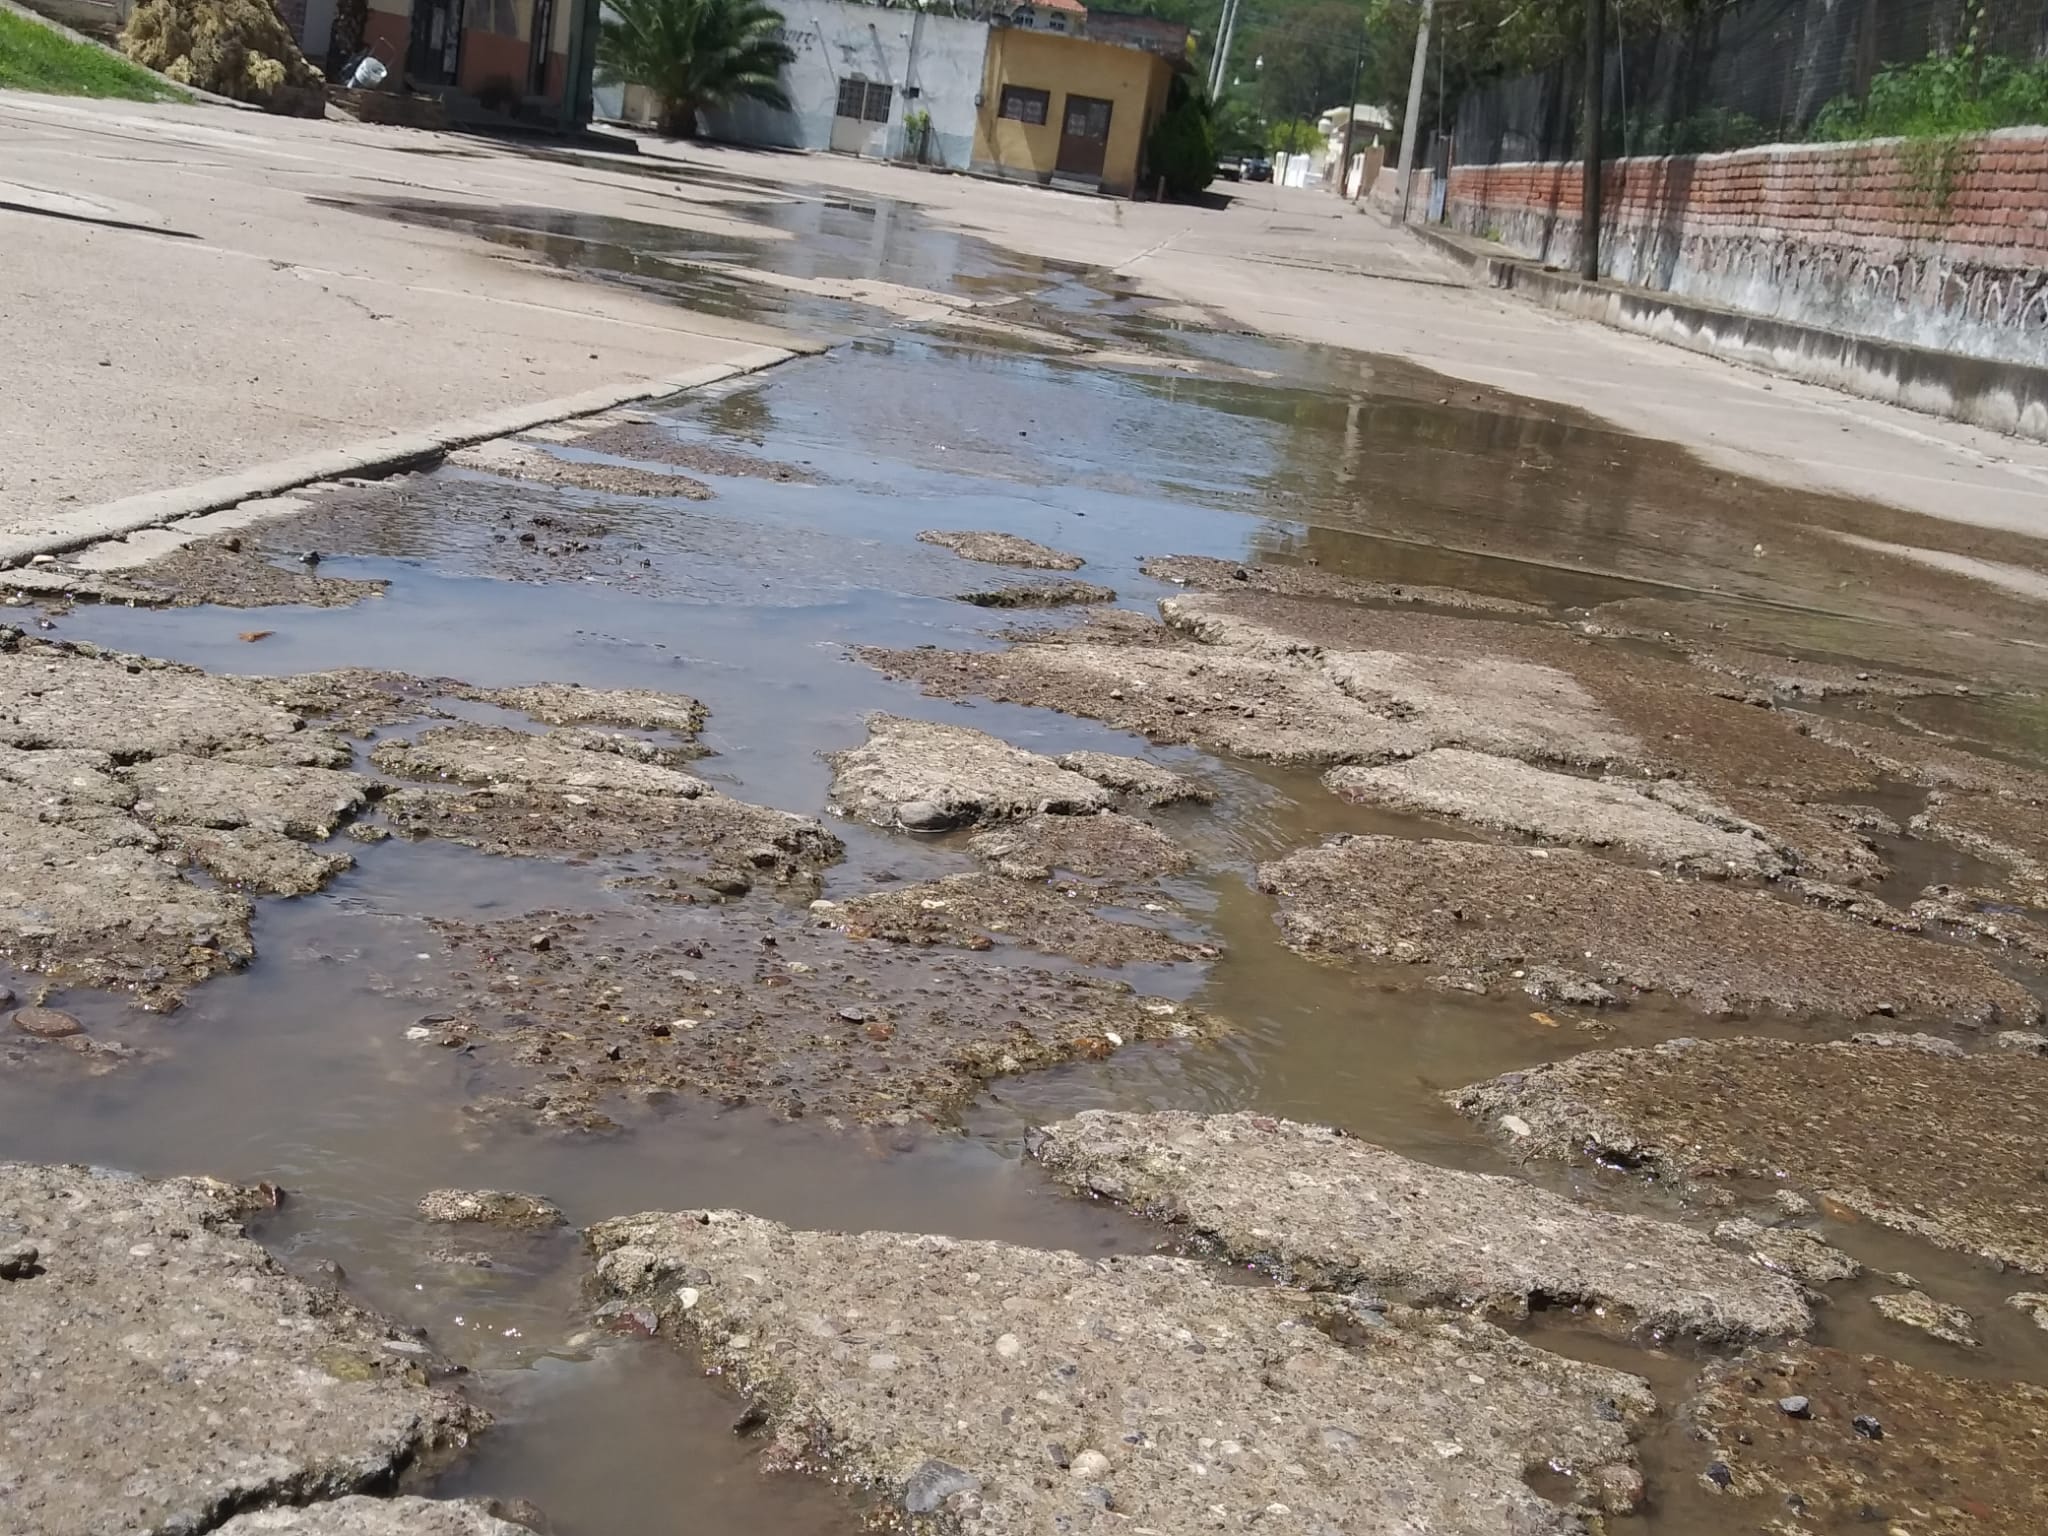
[1446,130,2048,367]
[693,0,989,170]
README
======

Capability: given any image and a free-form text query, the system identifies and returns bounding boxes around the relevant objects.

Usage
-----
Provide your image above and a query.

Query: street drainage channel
[10,280,2048,1535]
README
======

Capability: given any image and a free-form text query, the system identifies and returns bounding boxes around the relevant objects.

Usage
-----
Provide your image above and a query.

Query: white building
[596,0,990,171]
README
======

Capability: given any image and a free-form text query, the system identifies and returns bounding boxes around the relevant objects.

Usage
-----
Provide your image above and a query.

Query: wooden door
[1056,94,1113,178]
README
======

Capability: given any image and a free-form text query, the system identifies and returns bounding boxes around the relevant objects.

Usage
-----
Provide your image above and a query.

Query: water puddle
[18,186,2048,1535]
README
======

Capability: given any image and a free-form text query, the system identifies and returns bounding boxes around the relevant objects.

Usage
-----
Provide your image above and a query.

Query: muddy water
[15,219,2048,1535]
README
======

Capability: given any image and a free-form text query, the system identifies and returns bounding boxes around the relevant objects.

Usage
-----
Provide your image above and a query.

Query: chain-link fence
[1451,0,2048,166]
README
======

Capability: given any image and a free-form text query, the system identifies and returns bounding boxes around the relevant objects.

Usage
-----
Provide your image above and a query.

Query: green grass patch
[0,7,190,101]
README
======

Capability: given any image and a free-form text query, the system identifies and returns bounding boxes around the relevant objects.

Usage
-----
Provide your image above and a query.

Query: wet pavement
[7,173,2048,1536]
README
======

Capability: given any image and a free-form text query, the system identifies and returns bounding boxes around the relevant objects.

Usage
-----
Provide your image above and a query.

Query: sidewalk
[0,94,817,537]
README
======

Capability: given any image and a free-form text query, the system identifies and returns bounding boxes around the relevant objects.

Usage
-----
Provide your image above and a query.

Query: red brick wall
[1444,131,2048,366]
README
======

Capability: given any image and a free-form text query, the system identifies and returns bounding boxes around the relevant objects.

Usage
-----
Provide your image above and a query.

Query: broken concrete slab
[416,1189,565,1229]
[448,440,711,500]
[1325,749,1788,876]
[955,578,1117,609]
[587,1208,1655,1535]
[236,668,460,739]
[1453,1036,2048,1273]
[566,421,819,483]
[0,563,169,605]
[1033,1110,1810,1342]
[119,538,390,609]
[1141,554,1545,615]
[1871,1289,1978,1346]
[1053,750,1211,805]
[171,826,355,896]
[1260,836,2039,1023]
[1157,591,1873,790]
[373,726,709,797]
[1913,789,2048,899]
[0,808,254,996]
[826,714,1112,831]
[861,614,1637,770]
[422,908,1210,1131]
[968,811,1191,882]
[213,1498,536,1535]
[451,681,706,740]
[1712,1218,1862,1286]
[1685,1343,2048,1534]
[0,1162,481,1536]
[1803,714,2048,798]
[860,637,1443,766]
[131,756,371,838]
[1913,888,2048,965]
[834,874,1211,967]
[373,723,838,890]
[0,639,305,757]
[380,781,839,894]
[916,529,1084,570]
[0,741,135,809]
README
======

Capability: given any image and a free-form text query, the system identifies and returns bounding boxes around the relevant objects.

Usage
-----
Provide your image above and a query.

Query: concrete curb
[0,346,804,566]
[1407,221,2048,445]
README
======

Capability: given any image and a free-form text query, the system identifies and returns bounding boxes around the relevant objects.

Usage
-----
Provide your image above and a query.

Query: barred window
[836,77,893,122]
[998,85,1049,125]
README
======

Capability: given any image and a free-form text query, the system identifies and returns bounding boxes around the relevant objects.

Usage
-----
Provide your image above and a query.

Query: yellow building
[971,25,1177,199]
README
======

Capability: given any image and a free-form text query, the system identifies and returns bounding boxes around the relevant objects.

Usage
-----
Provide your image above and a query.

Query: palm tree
[597,0,795,138]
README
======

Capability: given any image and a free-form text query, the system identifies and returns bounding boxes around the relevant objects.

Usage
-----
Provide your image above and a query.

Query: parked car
[1241,156,1273,182]
[1216,158,1243,182]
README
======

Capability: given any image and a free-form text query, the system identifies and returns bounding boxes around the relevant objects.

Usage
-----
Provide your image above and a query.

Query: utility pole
[1580,0,1605,278]
[1209,0,1242,100]
[1394,0,1434,220]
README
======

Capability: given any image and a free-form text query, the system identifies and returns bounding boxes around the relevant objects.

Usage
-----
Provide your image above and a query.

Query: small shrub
[1814,50,2048,141]
[1147,76,1216,200]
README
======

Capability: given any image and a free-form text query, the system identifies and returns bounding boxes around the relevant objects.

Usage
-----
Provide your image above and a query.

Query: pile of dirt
[123,0,324,105]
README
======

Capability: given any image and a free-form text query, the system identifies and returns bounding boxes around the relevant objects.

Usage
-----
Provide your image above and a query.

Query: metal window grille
[999,84,1051,124]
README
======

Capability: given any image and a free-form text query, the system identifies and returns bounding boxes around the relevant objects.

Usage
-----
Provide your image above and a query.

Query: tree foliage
[1815,49,2048,140]
[1266,116,1319,153]
[1147,73,1218,199]
[597,0,795,138]
[1241,0,1363,124]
